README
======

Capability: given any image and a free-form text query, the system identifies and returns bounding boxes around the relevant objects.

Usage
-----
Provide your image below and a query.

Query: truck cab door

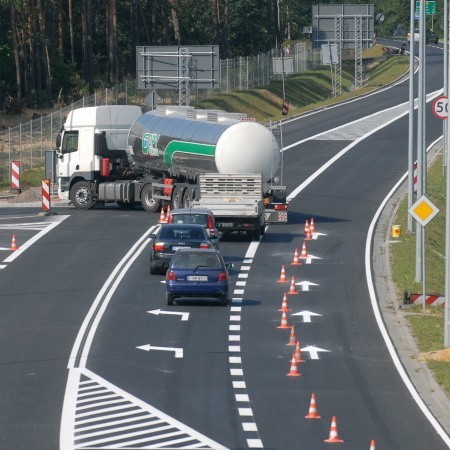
[57,130,80,178]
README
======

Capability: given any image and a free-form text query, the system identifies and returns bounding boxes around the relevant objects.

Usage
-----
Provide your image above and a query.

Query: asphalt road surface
[0,41,449,449]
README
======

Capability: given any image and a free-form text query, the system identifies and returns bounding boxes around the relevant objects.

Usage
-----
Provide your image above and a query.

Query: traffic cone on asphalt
[305,393,321,419]
[291,248,302,266]
[286,325,297,346]
[278,293,291,312]
[158,207,166,223]
[299,241,308,259]
[277,311,290,329]
[310,217,316,235]
[305,220,312,240]
[287,276,299,295]
[287,354,301,376]
[295,340,305,363]
[10,234,19,251]
[277,264,289,283]
[166,204,171,219]
[369,439,376,450]
[324,416,344,443]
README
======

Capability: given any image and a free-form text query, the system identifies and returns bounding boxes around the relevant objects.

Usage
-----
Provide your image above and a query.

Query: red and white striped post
[413,161,418,193]
[42,178,51,212]
[11,161,21,192]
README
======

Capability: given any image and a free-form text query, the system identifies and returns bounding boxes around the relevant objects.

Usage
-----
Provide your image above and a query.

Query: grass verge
[390,153,450,396]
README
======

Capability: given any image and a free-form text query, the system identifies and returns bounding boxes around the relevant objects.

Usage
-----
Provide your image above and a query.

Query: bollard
[392,225,401,238]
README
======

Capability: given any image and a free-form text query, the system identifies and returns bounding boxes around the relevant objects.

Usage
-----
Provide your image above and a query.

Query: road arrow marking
[148,309,189,321]
[291,310,322,322]
[305,254,322,264]
[295,281,319,291]
[136,344,183,358]
[312,232,327,240]
[301,345,330,360]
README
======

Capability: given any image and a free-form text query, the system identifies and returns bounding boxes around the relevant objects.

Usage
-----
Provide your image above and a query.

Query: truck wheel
[252,227,261,241]
[70,181,94,209]
[182,188,194,208]
[172,186,183,209]
[260,225,266,236]
[141,184,160,213]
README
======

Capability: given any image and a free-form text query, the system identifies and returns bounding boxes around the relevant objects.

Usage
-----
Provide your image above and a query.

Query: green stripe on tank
[164,140,215,167]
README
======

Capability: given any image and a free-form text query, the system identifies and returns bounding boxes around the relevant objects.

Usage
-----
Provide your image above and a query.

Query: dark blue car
[165,249,233,306]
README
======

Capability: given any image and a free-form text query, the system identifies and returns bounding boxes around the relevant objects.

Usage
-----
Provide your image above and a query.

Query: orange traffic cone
[369,439,376,450]
[278,293,291,312]
[324,416,344,443]
[158,207,166,224]
[10,234,19,251]
[295,340,305,362]
[305,393,321,419]
[277,311,290,329]
[305,220,312,240]
[277,264,289,283]
[166,204,171,219]
[291,248,302,266]
[286,325,297,346]
[287,354,301,376]
[287,276,299,295]
[299,241,308,259]
[310,217,316,235]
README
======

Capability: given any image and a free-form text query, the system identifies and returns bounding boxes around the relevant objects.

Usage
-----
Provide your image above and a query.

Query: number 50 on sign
[432,95,448,120]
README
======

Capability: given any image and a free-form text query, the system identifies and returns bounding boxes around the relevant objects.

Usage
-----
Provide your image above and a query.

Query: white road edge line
[365,137,450,447]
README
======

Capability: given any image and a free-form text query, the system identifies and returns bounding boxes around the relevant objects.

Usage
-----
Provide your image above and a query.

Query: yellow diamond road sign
[408,195,439,226]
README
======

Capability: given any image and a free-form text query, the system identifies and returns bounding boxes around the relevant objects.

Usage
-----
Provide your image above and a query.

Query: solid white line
[365,139,450,447]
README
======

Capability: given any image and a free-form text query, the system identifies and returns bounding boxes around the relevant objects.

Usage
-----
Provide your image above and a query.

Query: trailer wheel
[70,181,94,209]
[172,186,183,209]
[141,184,160,213]
[182,188,194,208]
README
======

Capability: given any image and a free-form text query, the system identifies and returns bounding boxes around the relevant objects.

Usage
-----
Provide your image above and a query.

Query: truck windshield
[61,131,79,154]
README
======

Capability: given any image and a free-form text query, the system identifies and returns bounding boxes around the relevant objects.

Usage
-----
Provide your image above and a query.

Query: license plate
[187,275,208,281]
[172,246,191,251]
[218,222,233,227]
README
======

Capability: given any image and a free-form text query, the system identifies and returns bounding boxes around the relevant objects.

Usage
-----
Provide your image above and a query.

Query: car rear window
[159,227,206,240]
[171,214,208,226]
[172,252,222,269]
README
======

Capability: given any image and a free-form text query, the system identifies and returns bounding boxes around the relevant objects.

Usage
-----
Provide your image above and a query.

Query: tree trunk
[168,0,181,44]
[9,2,22,101]
[57,0,64,54]
[211,0,220,44]
[36,0,53,104]
[68,0,74,63]
[81,0,94,93]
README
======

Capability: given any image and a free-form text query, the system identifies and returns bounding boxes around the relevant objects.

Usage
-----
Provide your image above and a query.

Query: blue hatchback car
[165,249,233,306]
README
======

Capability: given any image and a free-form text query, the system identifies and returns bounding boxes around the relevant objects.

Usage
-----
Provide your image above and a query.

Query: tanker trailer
[56,105,287,235]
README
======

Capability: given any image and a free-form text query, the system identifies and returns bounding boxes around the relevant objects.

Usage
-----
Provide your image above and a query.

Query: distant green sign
[415,0,436,15]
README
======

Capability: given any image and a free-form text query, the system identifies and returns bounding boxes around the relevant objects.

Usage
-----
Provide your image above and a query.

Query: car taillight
[153,242,165,251]
[207,215,215,229]
[166,270,177,281]
[274,204,288,211]
[199,243,209,248]
[218,271,228,282]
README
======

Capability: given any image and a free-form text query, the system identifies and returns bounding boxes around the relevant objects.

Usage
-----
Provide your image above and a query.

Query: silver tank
[127,107,280,182]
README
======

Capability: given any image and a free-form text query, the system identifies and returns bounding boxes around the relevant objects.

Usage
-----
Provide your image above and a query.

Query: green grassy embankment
[391,154,450,394]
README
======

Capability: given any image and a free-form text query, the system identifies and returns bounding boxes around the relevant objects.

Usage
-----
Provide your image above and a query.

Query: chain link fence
[0,42,320,185]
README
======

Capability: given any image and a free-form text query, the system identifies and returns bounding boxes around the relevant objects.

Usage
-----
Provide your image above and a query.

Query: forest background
[0,0,443,112]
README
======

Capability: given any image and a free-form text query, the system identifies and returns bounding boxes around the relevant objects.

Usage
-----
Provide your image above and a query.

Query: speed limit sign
[432,95,448,120]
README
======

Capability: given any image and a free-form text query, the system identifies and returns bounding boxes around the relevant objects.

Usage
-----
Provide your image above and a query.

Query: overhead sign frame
[136,45,220,90]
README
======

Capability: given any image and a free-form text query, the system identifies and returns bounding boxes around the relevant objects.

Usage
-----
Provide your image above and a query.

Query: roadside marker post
[42,179,51,214]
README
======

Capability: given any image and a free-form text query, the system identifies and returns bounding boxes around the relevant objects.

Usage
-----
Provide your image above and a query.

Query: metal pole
[422,225,426,310]
[445,0,448,170]
[408,0,416,233]
[30,120,33,169]
[415,0,426,282]
[445,0,450,346]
